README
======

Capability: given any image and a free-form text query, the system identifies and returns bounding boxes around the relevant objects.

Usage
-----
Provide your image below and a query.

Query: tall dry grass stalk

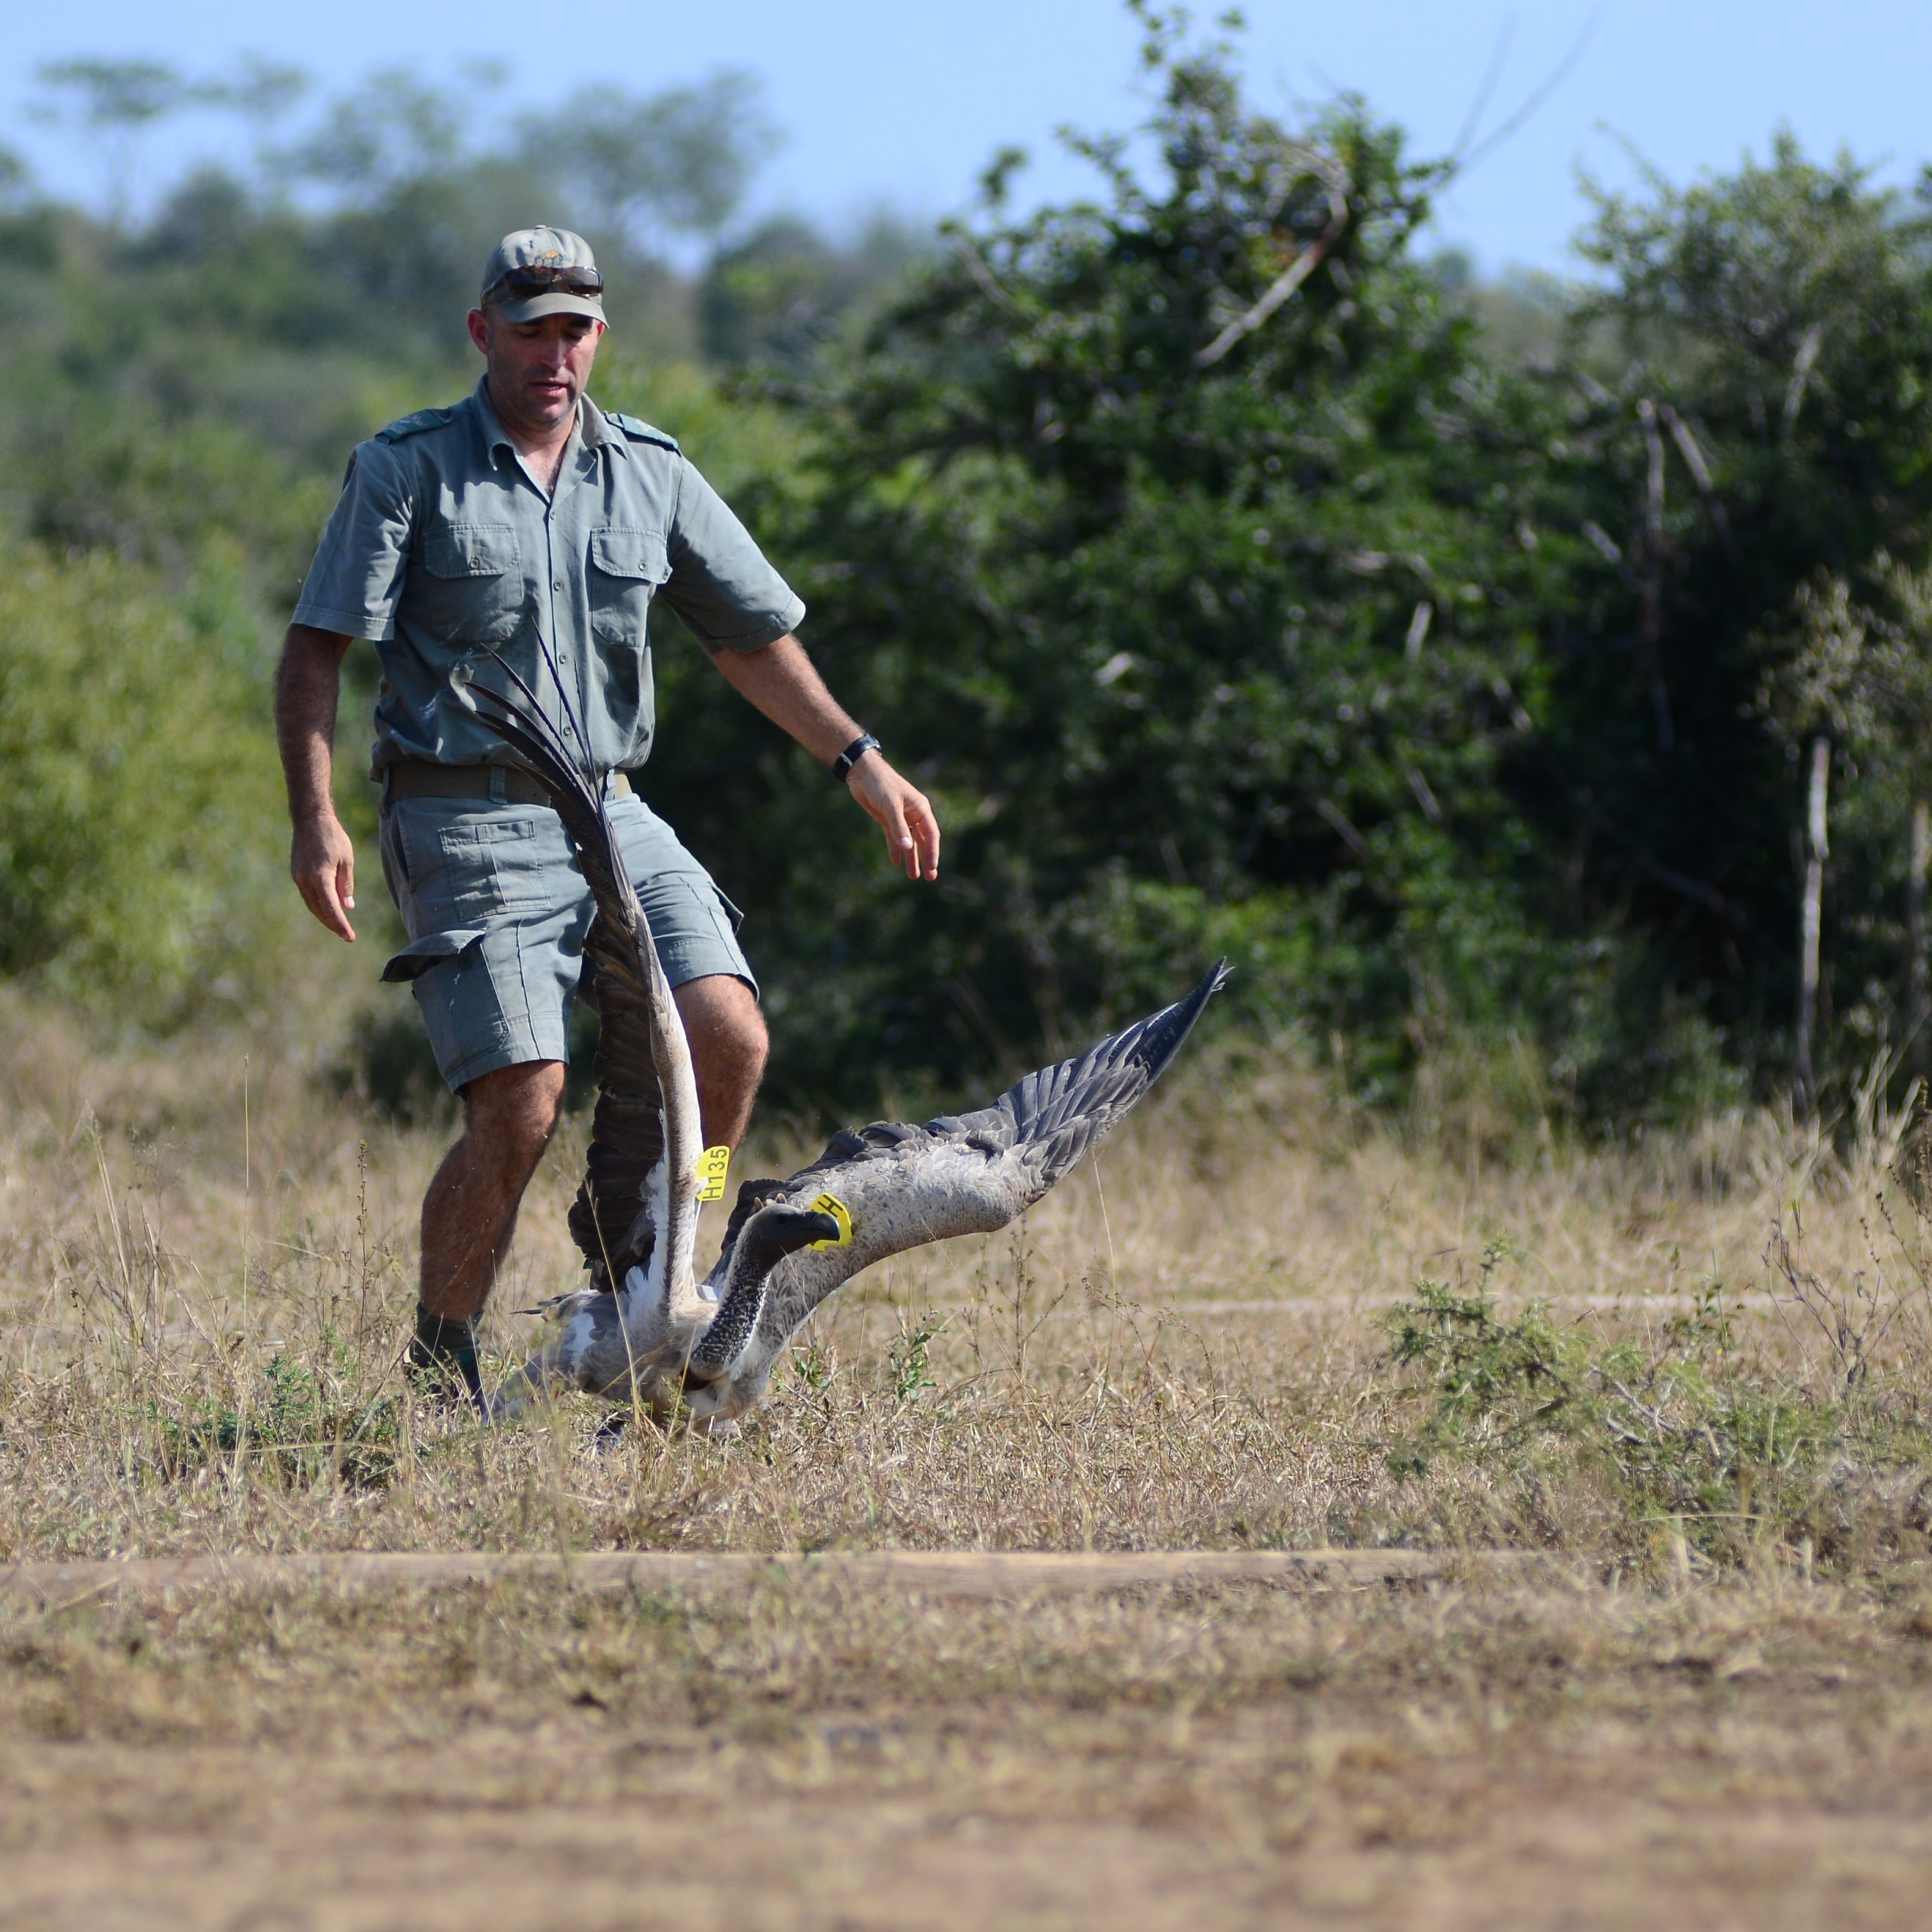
[3,986,1930,1570]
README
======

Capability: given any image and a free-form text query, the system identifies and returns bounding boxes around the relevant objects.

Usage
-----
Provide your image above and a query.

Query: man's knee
[675,974,768,1070]
[460,1060,566,1161]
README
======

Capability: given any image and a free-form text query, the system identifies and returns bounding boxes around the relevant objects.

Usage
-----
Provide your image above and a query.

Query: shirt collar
[471,375,608,472]
[579,394,624,458]
[472,375,515,467]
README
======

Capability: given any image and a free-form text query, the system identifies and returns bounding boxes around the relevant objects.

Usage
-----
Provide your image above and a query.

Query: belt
[381,760,632,808]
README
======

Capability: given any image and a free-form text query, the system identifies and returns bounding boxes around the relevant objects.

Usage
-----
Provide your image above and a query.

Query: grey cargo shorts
[377,790,755,1094]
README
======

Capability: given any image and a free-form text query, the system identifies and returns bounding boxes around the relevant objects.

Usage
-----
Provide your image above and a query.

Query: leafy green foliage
[8,22,1932,1124]
[521,72,778,247]
[156,1338,402,1490]
[0,542,300,1016]
[661,20,1584,1100]
[1380,1255,1921,1569]
[1527,139,1932,1112]
[660,28,1932,1117]
[698,213,934,373]
[0,62,894,1043]
[885,1312,946,1404]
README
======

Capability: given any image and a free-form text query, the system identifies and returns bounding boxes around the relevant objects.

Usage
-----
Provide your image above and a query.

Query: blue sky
[5,2,1929,275]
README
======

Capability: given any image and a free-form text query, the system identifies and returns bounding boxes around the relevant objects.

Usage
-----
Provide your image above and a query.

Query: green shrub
[0,540,298,1020]
[1381,1250,1929,1569]
[155,1340,402,1491]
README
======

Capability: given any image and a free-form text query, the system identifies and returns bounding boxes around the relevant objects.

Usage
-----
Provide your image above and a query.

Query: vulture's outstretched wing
[684,962,1228,1416]
[466,678,702,1296]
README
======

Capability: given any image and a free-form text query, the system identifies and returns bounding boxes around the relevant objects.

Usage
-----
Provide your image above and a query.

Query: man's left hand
[703,635,941,880]
[847,753,940,881]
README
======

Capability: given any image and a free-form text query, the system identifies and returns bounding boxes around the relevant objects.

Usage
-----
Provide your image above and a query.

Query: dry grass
[6,991,1932,1925]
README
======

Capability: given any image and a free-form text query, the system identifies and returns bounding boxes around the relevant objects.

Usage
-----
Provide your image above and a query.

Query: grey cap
[479,226,608,325]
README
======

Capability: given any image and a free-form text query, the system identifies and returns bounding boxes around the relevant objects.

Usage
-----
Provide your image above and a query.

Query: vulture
[469,678,1226,1427]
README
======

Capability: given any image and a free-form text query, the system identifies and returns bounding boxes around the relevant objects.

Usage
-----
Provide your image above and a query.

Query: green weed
[1381,1247,1931,1570]
[884,1312,946,1404]
[155,1333,401,1491]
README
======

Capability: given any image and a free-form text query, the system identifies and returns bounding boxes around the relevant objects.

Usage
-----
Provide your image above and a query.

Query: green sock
[408,1308,484,1406]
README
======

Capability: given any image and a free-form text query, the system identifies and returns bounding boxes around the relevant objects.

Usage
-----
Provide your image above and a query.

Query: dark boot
[407,1308,486,1412]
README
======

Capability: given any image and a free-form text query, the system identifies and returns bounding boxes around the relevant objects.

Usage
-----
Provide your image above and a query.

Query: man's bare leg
[674,974,768,1149]
[408,987,757,1401]
[420,1060,566,1322]
[417,984,757,1324]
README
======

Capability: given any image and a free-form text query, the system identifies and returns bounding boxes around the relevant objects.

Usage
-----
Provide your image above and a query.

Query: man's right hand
[292,814,358,941]
[275,623,357,942]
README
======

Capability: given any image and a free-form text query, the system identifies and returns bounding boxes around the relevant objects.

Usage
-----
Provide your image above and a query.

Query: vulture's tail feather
[466,681,634,933]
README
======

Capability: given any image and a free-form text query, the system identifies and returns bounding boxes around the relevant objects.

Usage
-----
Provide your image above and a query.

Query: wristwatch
[832,732,881,782]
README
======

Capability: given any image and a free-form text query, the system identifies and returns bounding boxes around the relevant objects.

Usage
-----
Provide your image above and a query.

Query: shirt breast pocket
[588,528,669,649]
[420,522,524,645]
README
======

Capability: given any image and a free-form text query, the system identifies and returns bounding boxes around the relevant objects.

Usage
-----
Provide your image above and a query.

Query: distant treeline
[5,17,1932,1132]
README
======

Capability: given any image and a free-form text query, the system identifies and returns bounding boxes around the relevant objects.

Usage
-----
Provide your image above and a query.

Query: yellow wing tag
[696,1146,732,1204]
[808,1190,854,1249]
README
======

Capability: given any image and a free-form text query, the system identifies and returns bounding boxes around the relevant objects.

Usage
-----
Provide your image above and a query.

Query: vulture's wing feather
[794,957,1226,1190]
[467,681,695,1287]
[740,961,1229,1367]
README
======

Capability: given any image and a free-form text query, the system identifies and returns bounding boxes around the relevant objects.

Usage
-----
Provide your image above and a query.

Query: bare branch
[1404,600,1433,661]
[949,231,1026,317]
[1315,797,1372,863]
[1637,398,1674,750]
[1405,764,1444,825]
[1452,5,1606,177]
[1195,160,1349,368]
[1447,16,1518,165]
[1581,519,1622,564]
[1781,321,1826,445]
[1659,403,1737,561]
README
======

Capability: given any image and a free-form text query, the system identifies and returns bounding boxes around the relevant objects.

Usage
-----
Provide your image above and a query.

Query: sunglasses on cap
[484,263,605,303]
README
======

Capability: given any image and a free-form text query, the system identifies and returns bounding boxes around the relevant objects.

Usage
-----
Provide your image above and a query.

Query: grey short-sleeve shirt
[293,379,805,775]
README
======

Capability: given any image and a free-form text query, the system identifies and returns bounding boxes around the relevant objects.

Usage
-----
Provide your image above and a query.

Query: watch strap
[832,732,881,782]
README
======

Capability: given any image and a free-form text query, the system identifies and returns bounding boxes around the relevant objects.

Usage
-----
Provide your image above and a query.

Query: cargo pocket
[706,884,757,996]
[382,925,488,983]
[386,924,530,1084]
[397,811,554,924]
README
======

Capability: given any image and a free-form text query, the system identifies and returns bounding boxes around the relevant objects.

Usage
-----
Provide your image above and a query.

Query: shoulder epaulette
[374,405,457,444]
[603,411,680,452]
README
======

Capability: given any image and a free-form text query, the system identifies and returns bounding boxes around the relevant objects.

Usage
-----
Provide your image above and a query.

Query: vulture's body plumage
[470,679,1225,1425]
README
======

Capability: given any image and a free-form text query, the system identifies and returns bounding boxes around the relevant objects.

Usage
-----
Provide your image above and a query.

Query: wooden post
[1795,734,1830,1121]
[1909,799,1930,1072]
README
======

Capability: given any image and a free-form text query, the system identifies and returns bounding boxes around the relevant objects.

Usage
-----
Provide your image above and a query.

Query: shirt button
[554,580,565,591]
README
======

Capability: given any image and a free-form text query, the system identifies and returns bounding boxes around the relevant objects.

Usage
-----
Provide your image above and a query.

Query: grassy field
[5,991,1932,1927]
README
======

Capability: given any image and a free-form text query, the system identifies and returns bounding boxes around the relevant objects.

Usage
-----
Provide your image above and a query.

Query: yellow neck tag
[808,1191,854,1249]
[696,1146,731,1204]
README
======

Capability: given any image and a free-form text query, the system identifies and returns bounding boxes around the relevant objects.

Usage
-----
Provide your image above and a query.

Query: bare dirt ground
[8,1568,1932,1930]
[1,1546,1466,1604]
[5,995,1932,1927]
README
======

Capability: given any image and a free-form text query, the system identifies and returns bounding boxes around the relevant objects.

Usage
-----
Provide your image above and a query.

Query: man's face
[467,308,605,435]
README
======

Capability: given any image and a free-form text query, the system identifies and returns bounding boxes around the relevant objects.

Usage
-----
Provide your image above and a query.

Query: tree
[29,57,195,226]
[519,72,777,252]
[275,66,470,202]
[0,541,302,1017]
[697,212,931,372]
[645,13,1573,1103]
[1532,136,1932,1113]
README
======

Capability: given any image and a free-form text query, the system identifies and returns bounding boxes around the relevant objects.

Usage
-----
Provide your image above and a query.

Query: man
[275,226,940,1401]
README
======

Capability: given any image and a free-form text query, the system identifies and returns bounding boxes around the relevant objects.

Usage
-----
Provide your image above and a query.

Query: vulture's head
[669,1199,844,1423]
